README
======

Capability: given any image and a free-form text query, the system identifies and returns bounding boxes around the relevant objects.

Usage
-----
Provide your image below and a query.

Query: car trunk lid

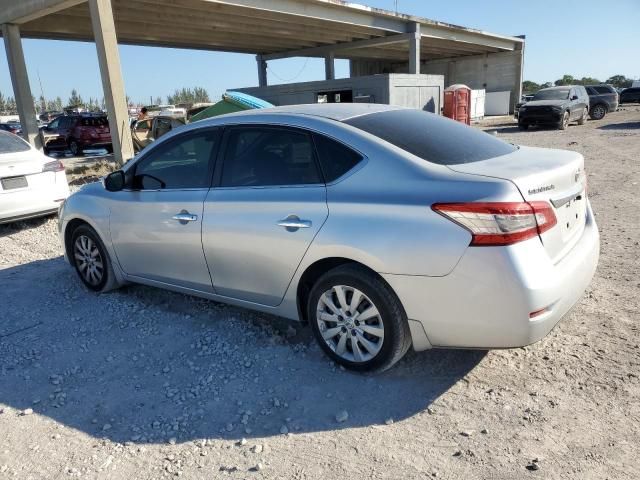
[447,145,587,262]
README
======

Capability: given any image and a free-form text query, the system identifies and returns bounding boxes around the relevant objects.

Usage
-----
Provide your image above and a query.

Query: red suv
[40,114,112,156]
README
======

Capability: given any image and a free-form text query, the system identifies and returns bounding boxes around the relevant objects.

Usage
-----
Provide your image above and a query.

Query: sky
[0,0,638,105]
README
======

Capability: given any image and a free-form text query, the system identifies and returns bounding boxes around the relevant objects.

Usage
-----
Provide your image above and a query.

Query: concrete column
[88,0,134,166]
[256,54,268,87]
[2,24,41,149]
[324,52,335,80]
[408,22,421,74]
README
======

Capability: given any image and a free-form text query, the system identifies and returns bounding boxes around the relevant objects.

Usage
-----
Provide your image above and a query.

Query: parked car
[0,122,22,135]
[131,115,186,152]
[40,113,112,156]
[518,86,589,130]
[619,87,640,104]
[585,85,618,120]
[58,104,599,372]
[0,130,69,224]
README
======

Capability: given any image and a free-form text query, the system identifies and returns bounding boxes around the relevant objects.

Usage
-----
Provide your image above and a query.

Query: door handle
[277,215,312,231]
[172,211,198,224]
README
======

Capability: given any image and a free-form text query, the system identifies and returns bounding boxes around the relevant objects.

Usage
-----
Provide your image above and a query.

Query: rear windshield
[80,117,108,127]
[343,109,516,165]
[0,130,30,154]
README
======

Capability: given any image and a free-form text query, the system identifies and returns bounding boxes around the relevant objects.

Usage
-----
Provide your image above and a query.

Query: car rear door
[201,125,328,306]
[109,128,220,291]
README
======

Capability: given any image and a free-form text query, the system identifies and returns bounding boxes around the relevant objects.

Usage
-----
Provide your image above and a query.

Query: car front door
[109,128,220,291]
[201,125,329,306]
[568,88,580,119]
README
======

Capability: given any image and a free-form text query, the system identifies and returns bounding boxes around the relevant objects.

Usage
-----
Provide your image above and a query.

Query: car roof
[214,103,404,122]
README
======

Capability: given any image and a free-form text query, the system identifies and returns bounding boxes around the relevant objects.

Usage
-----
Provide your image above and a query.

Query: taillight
[432,201,557,246]
[42,160,65,173]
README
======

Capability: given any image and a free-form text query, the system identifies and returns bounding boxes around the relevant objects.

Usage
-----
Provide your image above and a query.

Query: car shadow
[0,257,486,445]
[0,215,56,238]
[597,122,640,130]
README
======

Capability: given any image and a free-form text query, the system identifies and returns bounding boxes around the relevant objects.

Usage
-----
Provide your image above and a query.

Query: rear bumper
[384,201,599,350]
[0,172,70,224]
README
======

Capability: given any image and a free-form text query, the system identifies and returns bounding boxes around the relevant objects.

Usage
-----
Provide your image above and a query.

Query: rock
[250,463,264,472]
[384,418,394,425]
[481,428,488,434]
[168,437,177,445]
[20,408,33,416]
[251,444,263,454]
[526,463,540,471]
[461,430,474,437]
[238,438,247,446]
[335,410,349,423]
[279,425,289,435]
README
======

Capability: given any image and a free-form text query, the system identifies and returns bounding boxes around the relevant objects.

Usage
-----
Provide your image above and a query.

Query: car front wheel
[558,111,570,130]
[308,264,412,372]
[69,139,83,156]
[70,224,118,293]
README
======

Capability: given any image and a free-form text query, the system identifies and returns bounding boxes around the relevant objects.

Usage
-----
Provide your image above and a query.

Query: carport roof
[0,0,524,61]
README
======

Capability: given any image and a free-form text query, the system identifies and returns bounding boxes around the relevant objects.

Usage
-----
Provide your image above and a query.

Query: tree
[68,88,84,108]
[5,97,17,114]
[606,75,632,89]
[541,82,554,88]
[167,87,210,105]
[0,91,6,114]
[578,77,601,86]
[154,96,162,105]
[522,80,540,93]
[554,75,575,86]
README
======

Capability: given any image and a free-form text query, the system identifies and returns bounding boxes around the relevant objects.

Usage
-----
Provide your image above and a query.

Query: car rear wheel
[307,264,412,372]
[69,139,83,156]
[558,111,570,130]
[577,107,588,125]
[589,104,607,120]
[71,225,118,293]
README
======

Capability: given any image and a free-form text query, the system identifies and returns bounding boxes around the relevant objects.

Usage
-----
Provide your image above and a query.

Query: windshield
[344,109,516,165]
[533,89,570,101]
[0,130,30,154]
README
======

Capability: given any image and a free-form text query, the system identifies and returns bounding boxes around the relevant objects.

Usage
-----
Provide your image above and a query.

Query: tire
[518,122,529,130]
[69,139,83,156]
[70,224,119,293]
[589,104,607,120]
[577,107,588,125]
[558,111,570,130]
[307,264,412,372]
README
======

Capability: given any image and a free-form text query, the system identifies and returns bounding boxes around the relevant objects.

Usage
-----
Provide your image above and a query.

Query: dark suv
[40,114,112,155]
[518,86,589,130]
[585,85,618,120]
[619,87,640,104]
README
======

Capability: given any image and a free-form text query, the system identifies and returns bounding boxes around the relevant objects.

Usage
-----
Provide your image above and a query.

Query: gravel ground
[1,108,638,479]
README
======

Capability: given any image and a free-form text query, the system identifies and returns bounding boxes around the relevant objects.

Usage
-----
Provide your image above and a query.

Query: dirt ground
[0,107,638,480]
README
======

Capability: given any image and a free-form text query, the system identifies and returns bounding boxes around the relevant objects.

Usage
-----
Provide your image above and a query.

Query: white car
[0,131,70,224]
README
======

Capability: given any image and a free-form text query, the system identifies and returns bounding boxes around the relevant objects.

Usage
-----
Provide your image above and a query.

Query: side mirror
[571,95,578,101]
[104,170,125,192]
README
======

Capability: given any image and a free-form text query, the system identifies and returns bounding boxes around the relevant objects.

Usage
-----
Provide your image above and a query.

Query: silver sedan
[58,104,599,371]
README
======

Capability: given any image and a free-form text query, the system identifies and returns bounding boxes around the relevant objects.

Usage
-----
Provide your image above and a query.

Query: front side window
[47,118,60,130]
[133,129,219,190]
[221,127,322,187]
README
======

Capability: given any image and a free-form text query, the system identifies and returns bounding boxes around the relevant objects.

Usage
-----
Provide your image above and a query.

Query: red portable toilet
[443,84,471,125]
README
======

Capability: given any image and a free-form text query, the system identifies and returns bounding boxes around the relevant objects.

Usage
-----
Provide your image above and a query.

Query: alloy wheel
[73,235,104,286]
[592,105,605,120]
[316,285,384,363]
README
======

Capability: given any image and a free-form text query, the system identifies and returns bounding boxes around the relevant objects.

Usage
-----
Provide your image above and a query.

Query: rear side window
[0,131,30,153]
[344,109,517,165]
[313,134,363,182]
[221,127,322,187]
[593,86,611,94]
[80,117,108,127]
